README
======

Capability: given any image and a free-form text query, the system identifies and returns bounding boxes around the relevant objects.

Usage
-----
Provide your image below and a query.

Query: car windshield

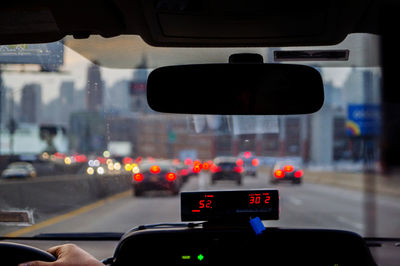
[0,33,398,241]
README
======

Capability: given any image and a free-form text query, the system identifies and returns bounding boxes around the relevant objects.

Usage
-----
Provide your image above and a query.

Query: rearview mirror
[147,64,324,115]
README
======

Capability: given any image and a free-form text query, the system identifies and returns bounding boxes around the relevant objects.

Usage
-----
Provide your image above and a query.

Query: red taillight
[193,160,201,166]
[184,158,193,165]
[74,154,88,163]
[123,156,133,165]
[133,173,144,182]
[274,169,285,178]
[202,162,210,170]
[234,166,243,173]
[193,165,202,173]
[294,169,303,178]
[283,165,294,173]
[244,151,252,159]
[150,165,161,174]
[236,158,244,166]
[181,169,189,176]
[166,172,176,181]
[252,158,259,167]
[97,157,107,164]
[210,165,221,173]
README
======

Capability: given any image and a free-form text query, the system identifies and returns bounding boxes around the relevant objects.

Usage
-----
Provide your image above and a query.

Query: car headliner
[0,0,382,69]
[64,33,380,69]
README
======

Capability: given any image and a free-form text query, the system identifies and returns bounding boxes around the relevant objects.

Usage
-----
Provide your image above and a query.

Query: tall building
[69,111,106,154]
[86,63,103,112]
[130,57,150,113]
[105,80,130,113]
[58,81,75,126]
[60,81,74,105]
[20,83,42,124]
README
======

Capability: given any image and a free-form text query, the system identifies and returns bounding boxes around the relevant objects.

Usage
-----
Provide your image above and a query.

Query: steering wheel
[0,242,56,265]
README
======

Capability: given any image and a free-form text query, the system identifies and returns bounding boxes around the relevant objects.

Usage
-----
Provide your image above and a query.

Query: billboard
[0,41,64,71]
[346,104,380,137]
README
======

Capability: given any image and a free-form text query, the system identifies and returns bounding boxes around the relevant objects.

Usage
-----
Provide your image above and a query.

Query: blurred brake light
[236,158,244,166]
[166,172,176,181]
[251,158,259,167]
[274,169,285,178]
[133,173,144,182]
[202,162,210,170]
[244,151,252,159]
[294,169,303,178]
[210,165,221,173]
[184,158,193,165]
[193,164,202,173]
[150,165,161,174]
[283,165,294,173]
[181,169,189,176]
[123,156,134,165]
[233,166,243,173]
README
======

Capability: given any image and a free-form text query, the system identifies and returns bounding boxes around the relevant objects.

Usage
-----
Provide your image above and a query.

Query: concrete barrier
[0,174,132,217]
[303,170,400,198]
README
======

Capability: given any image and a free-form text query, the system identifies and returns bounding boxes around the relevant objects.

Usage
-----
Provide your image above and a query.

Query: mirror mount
[228,53,264,64]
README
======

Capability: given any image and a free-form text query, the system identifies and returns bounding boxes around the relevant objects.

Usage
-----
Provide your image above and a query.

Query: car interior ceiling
[1,0,400,265]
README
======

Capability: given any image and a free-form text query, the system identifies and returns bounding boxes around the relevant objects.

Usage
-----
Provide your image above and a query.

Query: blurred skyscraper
[20,83,42,123]
[130,56,150,113]
[86,63,103,112]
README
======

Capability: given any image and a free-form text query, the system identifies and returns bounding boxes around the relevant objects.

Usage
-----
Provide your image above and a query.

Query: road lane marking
[288,197,303,206]
[336,216,364,231]
[5,190,131,237]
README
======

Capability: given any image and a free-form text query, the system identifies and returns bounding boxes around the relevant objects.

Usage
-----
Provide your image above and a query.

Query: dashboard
[112,227,376,265]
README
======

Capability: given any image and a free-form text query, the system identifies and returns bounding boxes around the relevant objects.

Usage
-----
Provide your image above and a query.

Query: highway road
[2,171,399,238]
[1,171,400,264]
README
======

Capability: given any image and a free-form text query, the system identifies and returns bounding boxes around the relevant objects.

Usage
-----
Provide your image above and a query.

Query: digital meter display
[181,189,279,221]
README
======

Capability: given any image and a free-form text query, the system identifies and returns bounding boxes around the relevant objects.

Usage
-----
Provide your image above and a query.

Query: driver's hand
[18,244,104,266]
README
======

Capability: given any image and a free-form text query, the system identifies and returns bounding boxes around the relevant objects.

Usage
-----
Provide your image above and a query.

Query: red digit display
[249,193,270,205]
[182,190,279,222]
[199,200,205,208]
[199,196,213,209]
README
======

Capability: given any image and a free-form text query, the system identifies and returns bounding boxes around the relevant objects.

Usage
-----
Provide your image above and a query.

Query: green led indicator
[181,255,191,260]
[197,254,205,261]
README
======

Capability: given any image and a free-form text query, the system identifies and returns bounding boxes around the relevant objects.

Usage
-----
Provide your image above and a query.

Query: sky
[1,45,354,104]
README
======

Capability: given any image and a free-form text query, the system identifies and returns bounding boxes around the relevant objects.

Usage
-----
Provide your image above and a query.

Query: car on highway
[0,162,37,179]
[132,161,182,196]
[270,160,303,185]
[0,1,399,266]
[174,161,191,184]
[210,157,243,185]
[237,151,259,177]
